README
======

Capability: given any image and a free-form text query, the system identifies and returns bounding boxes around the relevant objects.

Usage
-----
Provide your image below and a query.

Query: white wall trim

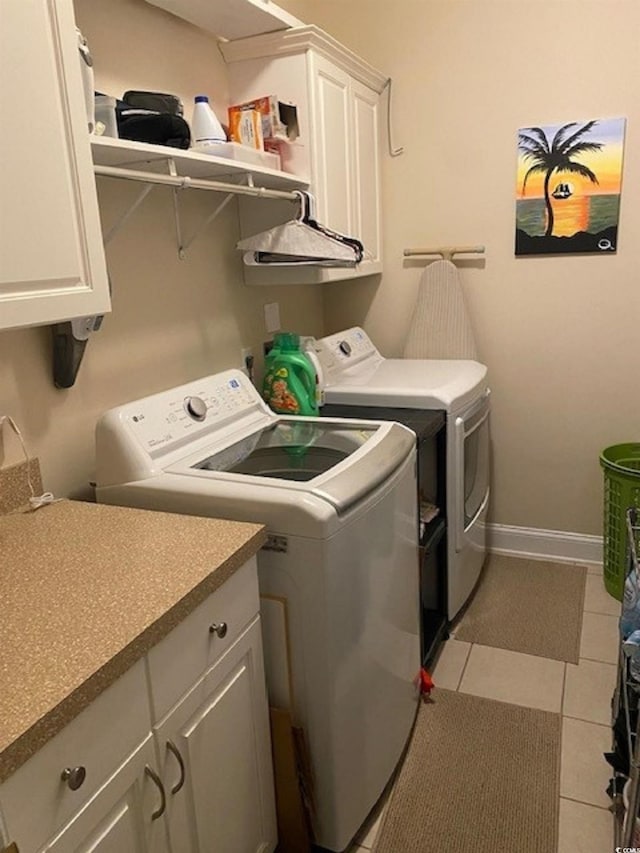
[488,523,603,566]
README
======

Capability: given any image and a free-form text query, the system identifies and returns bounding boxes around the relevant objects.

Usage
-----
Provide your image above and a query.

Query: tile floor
[347,557,617,853]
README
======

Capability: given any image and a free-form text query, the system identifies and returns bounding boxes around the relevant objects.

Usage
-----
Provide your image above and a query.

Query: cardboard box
[228,96,299,146]
[228,108,264,150]
[270,708,313,853]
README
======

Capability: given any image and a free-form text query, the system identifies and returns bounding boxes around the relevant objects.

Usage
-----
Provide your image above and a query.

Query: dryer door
[455,391,491,552]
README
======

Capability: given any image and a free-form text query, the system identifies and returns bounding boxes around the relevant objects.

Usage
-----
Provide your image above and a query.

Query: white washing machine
[94,369,420,853]
[315,327,491,622]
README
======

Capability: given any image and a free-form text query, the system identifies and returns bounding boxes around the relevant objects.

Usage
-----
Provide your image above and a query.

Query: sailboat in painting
[551,183,573,200]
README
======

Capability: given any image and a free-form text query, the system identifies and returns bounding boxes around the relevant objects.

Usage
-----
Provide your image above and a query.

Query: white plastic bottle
[191,95,227,149]
[300,336,325,407]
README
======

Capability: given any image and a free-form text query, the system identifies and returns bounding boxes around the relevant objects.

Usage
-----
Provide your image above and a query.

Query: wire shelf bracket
[94,157,300,258]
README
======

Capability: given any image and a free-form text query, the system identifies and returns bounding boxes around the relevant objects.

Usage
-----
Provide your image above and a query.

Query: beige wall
[280,0,640,536]
[0,0,323,499]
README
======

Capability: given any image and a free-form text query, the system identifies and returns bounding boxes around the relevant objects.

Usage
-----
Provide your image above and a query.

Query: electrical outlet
[264,302,281,334]
[240,347,253,377]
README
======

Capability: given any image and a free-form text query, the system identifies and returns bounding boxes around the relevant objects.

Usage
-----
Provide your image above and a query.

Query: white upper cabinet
[312,56,353,236]
[0,0,110,331]
[350,79,382,268]
[222,26,386,284]
[144,0,302,41]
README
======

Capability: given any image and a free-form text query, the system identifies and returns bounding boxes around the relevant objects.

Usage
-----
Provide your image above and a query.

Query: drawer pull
[209,621,228,638]
[144,764,166,820]
[61,765,86,791]
[166,740,186,794]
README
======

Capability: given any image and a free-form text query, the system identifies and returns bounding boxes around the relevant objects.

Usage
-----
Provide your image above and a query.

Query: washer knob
[338,340,352,356]
[184,396,207,421]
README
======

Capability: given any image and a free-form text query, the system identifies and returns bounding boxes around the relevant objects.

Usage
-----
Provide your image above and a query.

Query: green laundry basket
[600,443,640,600]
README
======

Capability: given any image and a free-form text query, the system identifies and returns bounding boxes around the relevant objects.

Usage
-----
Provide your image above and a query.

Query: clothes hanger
[296,191,364,262]
[237,191,362,265]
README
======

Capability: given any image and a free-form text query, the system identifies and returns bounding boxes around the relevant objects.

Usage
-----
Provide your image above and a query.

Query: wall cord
[0,415,61,510]
[385,77,404,158]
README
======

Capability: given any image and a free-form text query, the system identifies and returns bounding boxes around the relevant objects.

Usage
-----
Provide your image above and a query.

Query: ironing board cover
[403,259,479,360]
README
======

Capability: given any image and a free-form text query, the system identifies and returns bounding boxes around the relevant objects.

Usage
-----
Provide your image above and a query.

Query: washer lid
[191,420,376,478]
[323,358,488,412]
[171,418,414,514]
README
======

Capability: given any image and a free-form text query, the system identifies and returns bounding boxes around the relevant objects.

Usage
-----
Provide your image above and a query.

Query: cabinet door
[155,618,277,853]
[309,54,354,236]
[0,0,110,330]
[350,79,382,265]
[1,660,151,853]
[41,736,169,853]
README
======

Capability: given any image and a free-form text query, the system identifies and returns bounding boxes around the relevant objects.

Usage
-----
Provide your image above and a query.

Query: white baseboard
[487,523,603,566]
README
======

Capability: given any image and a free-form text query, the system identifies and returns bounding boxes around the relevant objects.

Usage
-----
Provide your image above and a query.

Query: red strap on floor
[417,668,434,699]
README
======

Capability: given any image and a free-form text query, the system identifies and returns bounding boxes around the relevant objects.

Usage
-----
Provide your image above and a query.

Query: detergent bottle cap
[274,332,300,352]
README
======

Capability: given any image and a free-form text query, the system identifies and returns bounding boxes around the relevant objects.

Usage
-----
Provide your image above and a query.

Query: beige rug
[454,554,587,663]
[373,690,561,853]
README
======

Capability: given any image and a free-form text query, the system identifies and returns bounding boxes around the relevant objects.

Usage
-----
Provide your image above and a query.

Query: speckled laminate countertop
[0,500,266,783]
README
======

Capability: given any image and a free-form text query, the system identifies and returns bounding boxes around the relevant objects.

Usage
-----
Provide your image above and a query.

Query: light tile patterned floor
[347,556,616,853]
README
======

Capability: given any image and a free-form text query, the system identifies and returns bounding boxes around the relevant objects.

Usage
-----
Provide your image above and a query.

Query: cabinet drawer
[147,557,260,722]
[0,660,150,853]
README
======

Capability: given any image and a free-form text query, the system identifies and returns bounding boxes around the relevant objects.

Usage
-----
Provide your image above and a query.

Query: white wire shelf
[91,136,309,192]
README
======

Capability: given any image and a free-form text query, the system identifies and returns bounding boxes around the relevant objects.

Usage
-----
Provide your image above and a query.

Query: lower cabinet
[0,558,276,853]
[42,737,169,853]
[0,661,153,853]
[155,619,276,853]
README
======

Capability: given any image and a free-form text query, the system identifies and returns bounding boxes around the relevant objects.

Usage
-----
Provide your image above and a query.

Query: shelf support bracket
[178,191,236,259]
[93,157,301,258]
[103,183,155,245]
[167,159,187,260]
[171,170,255,260]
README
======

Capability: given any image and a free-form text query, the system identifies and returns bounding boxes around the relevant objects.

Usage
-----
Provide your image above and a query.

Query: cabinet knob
[209,621,228,638]
[61,765,86,791]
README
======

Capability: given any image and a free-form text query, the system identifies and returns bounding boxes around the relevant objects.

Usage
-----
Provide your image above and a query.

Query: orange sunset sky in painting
[516,118,625,199]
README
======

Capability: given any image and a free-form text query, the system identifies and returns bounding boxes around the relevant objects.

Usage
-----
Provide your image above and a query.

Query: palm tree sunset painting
[515,117,625,255]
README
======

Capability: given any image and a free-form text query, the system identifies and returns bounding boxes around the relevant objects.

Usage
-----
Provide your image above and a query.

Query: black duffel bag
[112,90,192,149]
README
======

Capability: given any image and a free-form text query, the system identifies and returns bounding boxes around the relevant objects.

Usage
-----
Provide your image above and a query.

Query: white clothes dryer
[94,369,420,853]
[315,327,491,622]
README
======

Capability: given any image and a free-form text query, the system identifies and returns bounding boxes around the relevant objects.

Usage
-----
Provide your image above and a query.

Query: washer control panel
[114,370,261,453]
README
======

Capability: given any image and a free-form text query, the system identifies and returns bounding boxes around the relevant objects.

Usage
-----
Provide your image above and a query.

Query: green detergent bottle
[263,332,319,416]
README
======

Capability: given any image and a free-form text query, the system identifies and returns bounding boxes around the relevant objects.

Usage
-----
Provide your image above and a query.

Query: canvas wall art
[515,117,625,255]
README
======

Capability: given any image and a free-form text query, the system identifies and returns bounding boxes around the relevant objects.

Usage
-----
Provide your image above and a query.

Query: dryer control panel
[315,327,382,383]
